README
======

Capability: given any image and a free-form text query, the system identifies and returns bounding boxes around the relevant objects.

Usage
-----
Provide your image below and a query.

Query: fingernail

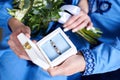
[72,29,78,32]
[25,34,30,38]
[86,27,91,30]
[64,28,69,32]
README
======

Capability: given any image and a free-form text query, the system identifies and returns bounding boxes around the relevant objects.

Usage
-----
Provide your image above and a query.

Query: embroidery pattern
[81,49,95,75]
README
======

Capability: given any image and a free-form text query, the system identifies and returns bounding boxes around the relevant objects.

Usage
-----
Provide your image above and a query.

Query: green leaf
[77,28,102,44]
[8,0,102,43]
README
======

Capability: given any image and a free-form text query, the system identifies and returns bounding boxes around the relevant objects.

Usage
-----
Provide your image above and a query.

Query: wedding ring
[50,40,62,55]
[23,42,31,49]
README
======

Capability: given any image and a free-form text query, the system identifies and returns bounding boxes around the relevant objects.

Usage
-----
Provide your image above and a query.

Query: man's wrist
[8,17,25,32]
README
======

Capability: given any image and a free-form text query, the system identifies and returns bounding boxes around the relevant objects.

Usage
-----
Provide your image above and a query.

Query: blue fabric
[0,19,67,80]
[1,0,120,80]
[0,0,67,80]
[81,49,95,75]
[0,0,82,80]
[88,0,112,13]
[0,0,12,57]
[82,0,120,75]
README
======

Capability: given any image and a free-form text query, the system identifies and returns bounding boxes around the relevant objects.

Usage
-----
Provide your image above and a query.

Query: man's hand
[47,52,86,76]
[8,18,31,60]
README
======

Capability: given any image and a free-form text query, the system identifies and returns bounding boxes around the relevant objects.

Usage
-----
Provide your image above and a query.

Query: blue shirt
[83,0,120,75]
[0,0,66,80]
[49,0,120,76]
[0,0,81,80]
[1,0,120,80]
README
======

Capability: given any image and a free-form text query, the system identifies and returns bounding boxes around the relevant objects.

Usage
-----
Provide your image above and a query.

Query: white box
[17,27,77,70]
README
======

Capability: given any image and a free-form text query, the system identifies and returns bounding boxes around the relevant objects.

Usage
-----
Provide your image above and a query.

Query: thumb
[47,66,65,76]
[23,26,31,38]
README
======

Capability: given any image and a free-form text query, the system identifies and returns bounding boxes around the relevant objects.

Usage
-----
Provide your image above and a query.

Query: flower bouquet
[8,0,102,45]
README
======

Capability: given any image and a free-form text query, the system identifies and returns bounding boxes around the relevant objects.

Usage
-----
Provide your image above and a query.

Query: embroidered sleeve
[81,49,95,75]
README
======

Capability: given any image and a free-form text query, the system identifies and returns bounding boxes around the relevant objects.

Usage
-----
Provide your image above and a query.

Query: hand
[8,18,31,60]
[63,10,93,32]
[47,52,86,76]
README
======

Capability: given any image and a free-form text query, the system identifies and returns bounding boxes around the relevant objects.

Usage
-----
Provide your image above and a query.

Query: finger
[86,22,93,30]
[72,19,89,32]
[48,58,73,76]
[32,40,37,43]
[8,37,30,60]
[65,15,88,30]
[8,40,20,55]
[22,26,31,38]
[9,40,30,60]
[48,66,65,76]
[10,33,23,50]
[19,54,30,60]
[63,12,83,28]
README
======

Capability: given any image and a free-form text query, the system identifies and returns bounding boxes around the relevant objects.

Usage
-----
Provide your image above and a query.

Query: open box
[17,27,77,69]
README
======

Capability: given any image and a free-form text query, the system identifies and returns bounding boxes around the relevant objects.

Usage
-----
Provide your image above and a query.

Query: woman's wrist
[78,0,89,13]
[77,51,86,72]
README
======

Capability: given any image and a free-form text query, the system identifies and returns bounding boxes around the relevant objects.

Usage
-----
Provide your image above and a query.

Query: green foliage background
[8,0,102,45]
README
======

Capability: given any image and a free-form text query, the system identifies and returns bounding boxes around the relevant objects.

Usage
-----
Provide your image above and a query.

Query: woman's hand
[47,52,86,76]
[63,10,93,32]
[8,18,31,60]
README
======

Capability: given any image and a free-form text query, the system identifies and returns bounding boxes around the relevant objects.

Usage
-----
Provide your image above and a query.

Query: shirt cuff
[81,49,95,75]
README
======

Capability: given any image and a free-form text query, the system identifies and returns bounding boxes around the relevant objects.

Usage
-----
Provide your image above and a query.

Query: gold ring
[23,42,31,49]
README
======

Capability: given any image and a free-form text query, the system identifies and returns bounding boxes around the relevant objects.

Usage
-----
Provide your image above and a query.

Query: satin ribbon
[58,5,81,24]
